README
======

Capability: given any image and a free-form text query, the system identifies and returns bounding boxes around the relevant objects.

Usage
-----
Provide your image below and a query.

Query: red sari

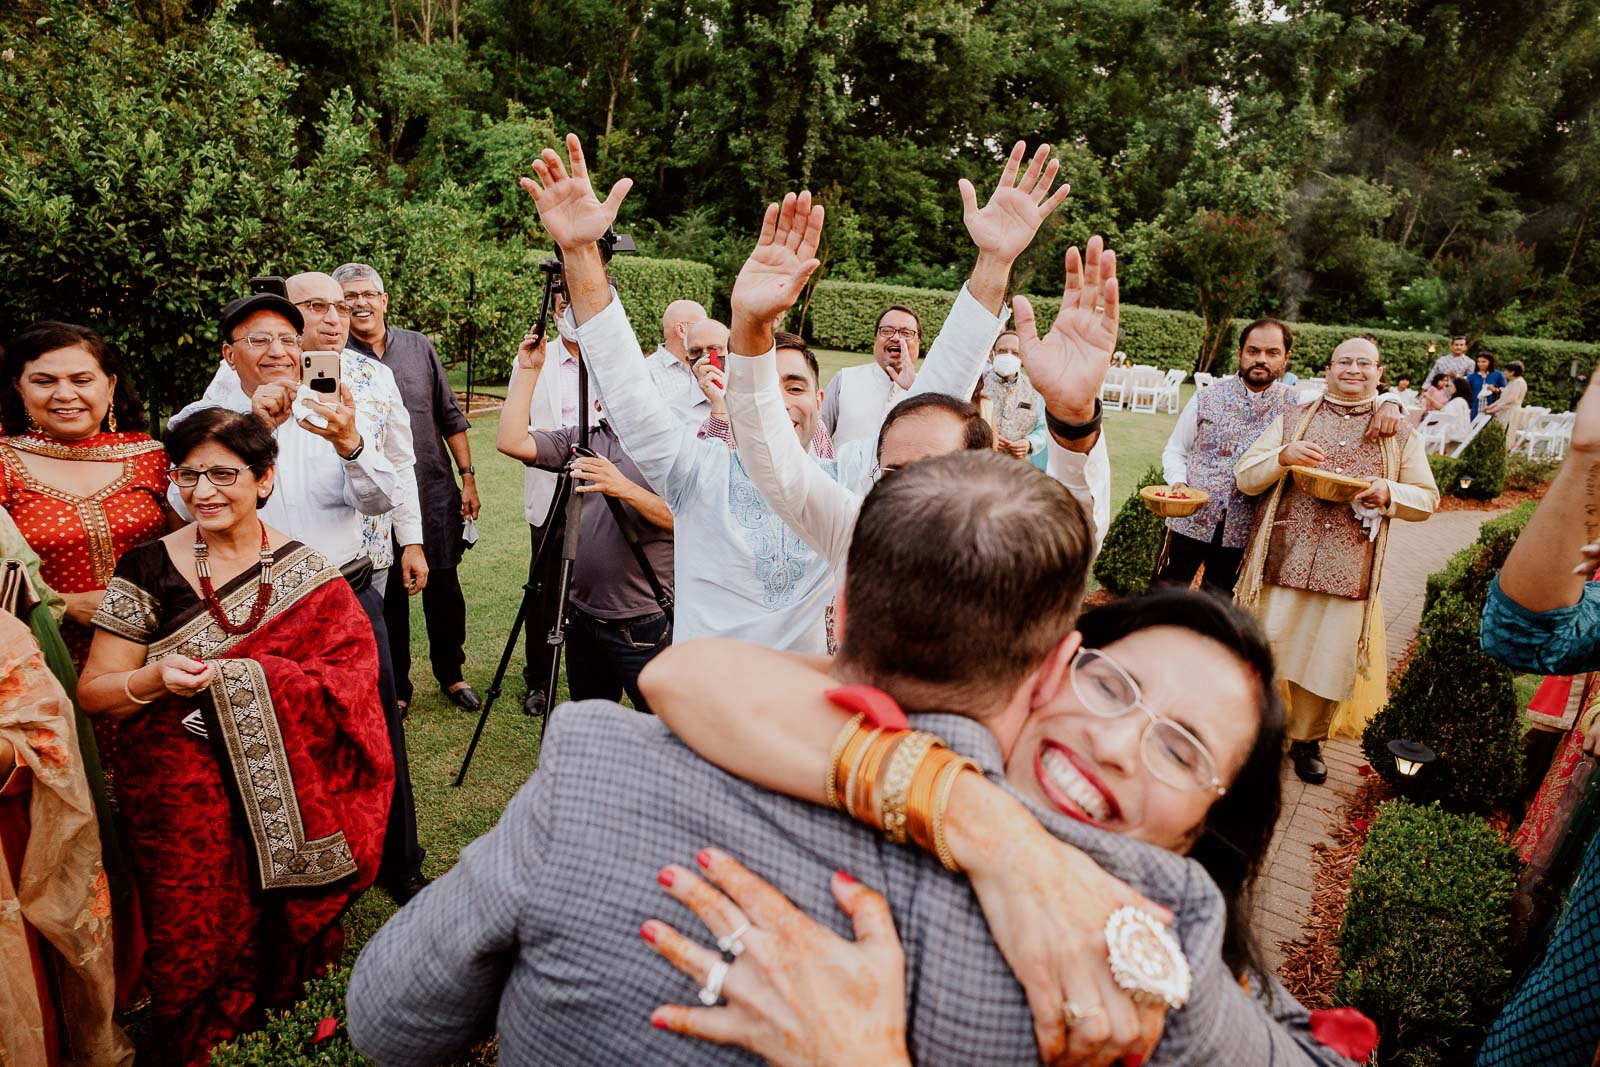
[92,540,393,1065]
[0,431,169,667]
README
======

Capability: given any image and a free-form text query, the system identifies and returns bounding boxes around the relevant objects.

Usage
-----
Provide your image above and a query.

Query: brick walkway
[1249,509,1505,975]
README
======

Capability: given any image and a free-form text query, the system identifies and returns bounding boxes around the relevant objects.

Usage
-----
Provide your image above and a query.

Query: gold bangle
[824,713,866,812]
[853,730,903,830]
[122,668,155,707]
[906,747,958,853]
[931,759,982,872]
[841,728,881,820]
[879,731,940,845]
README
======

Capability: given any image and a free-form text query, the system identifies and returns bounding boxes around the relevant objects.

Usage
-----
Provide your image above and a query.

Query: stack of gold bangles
[823,713,981,871]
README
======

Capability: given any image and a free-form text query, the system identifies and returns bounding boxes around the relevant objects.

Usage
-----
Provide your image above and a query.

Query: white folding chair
[1524,413,1575,461]
[1100,366,1129,410]
[1447,413,1492,458]
[1127,368,1164,413]
[1193,371,1216,394]
[1157,368,1187,413]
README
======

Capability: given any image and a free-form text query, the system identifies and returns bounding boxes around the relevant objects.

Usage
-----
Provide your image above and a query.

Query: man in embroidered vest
[820,304,925,450]
[1234,337,1439,784]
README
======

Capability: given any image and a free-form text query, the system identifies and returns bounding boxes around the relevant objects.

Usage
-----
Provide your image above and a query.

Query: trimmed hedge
[1362,503,1536,810]
[1091,465,1167,595]
[469,251,716,381]
[1427,420,1509,499]
[1336,801,1517,1066]
[208,966,365,1064]
[802,279,1600,399]
[806,280,1205,370]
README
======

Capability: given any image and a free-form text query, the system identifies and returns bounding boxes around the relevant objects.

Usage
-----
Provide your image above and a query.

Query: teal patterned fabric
[1481,576,1600,676]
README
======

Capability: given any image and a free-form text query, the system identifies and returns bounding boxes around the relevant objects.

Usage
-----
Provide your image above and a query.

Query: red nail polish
[658,868,675,888]
[651,1016,668,1030]
[696,850,712,869]
[835,870,857,885]
[639,923,656,943]
[1122,1056,1145,1067]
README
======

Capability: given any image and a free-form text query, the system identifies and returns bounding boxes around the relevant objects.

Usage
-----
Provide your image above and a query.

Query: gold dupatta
[1235,392,1400,676]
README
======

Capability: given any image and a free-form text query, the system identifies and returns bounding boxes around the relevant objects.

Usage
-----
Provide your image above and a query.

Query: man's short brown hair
[839,451,1092,711]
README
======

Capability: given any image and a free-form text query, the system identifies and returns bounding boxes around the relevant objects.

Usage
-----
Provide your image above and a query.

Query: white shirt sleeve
[910,283,1007,402]
[571,297,700,510]
[381,378,424,546]
[726,348,858,571]
[341,431,399,516]
[1162,393,1200,486]
[1046,434,1112,554]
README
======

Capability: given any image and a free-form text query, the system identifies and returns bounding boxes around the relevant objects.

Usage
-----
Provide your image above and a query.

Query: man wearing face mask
[983,330,1049,470]
[1158,320,1406,594]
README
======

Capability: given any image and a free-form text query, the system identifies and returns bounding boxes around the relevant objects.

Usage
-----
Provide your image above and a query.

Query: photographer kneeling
[497,328,674,712]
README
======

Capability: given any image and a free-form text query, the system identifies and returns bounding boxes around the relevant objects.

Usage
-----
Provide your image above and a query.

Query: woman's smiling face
[1005,626,1262,851]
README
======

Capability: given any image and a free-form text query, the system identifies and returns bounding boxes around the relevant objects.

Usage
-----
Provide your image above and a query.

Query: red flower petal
[1357,764,1372,776]
[824,686,910,730]
[314,1017,338,1043]
[1351,818,1371,834]
[1310,1008,1378,1062]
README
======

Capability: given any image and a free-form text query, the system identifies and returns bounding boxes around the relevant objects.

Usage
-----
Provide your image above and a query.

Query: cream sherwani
[1235,410,1437,721]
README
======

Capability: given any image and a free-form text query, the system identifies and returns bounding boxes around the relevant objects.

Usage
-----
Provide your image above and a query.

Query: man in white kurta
[1235,337,1439,784]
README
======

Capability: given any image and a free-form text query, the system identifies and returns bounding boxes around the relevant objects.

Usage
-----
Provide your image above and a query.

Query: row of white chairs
[1511,410,1574,461]
[1101,366,1187,414]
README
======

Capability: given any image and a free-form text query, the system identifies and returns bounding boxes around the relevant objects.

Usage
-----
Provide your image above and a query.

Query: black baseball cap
[220,293,304,341]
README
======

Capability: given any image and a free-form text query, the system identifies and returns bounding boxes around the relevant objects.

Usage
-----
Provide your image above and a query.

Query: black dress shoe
[1289,740,1328,785]
[443,684,483,712]
[386,874,432,906]
[522,690,547,718]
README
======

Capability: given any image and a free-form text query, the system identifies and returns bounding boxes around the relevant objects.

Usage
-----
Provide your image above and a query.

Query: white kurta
[1235,415,1438,701]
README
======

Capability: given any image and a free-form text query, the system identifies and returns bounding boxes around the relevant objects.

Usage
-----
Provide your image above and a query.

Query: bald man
[644,298,711,425]
[1233,336,1439,784]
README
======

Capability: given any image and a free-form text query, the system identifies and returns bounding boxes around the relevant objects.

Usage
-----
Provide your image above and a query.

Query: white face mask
[556,315,580,344]
[993,354,1022,378]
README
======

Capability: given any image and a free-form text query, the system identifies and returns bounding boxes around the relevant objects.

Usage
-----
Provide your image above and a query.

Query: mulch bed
[453,390,505,416]
[1276,775,1395,1007]
[1435,481,1548,512]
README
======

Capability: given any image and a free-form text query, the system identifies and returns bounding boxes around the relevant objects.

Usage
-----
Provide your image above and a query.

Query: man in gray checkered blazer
[346,455,1350,1067]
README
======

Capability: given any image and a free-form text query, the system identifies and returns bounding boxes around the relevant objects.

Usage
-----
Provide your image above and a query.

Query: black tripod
[454,238,666,786]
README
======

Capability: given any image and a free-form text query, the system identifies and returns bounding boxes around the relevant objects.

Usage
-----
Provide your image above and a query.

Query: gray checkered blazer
[347,702,1352,1065]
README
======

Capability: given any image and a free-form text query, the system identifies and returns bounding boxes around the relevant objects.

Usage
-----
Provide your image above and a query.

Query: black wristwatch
[1046,399,1103,442]
[339,441,365,462]
[458,466,475,477]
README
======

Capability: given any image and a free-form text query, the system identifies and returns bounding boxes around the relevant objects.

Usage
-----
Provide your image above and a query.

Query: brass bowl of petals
[1140,485,1209,518]
[1289,465,1370,503]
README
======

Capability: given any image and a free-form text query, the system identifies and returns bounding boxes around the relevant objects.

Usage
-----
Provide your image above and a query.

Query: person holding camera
[497,327,675,712]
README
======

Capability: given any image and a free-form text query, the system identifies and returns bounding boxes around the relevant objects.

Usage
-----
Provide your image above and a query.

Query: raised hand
[730,192,825,332]
[1012,237,1119,426]
[519,133,633,253]
[960,141,1071,264]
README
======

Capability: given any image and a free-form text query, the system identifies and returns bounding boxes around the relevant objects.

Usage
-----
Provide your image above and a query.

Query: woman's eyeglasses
[168,466,246,488]
[1069,649,1226,795]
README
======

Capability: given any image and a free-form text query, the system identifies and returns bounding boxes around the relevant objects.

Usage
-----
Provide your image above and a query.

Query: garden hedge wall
[1336,801,1517,1066]
[801,278,1599,407]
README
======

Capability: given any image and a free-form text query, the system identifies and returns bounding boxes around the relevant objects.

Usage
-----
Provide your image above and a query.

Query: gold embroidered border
[91,576,159,643]
[3,434,165,461]
[207,657,356,890]
[148,545,335,662]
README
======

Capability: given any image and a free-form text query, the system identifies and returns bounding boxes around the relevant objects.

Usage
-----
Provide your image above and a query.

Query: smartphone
[301,351,342,395]
[250,274,288,298]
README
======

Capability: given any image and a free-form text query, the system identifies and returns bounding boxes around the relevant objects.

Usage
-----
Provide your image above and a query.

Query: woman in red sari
[79,407,393,1065]
[1,322,173,667]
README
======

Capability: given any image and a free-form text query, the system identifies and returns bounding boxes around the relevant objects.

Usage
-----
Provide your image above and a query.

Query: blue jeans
[564,606,672,713]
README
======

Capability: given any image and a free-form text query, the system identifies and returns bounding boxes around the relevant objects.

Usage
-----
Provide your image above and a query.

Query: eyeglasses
[1330,358,1379,370]
[295,298,352,318]
[689,345,724,360]
[1069,649,1226,795]
[875,326,920,341]
[168,466,247,488]
[344,290,384,303]
[228,333,303,354]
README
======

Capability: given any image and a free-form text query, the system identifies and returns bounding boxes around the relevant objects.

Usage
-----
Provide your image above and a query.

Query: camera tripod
[454,234,668,786]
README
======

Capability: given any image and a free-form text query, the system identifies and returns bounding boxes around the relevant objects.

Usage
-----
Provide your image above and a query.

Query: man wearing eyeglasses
[1157,319,1407,595]
[334,262,484,719]
[820,305,925,450]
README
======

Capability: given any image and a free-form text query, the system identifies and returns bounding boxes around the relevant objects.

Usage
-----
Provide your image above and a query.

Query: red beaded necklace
[194,522,274,636]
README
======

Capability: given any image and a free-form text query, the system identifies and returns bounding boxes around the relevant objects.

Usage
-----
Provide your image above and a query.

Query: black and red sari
[92,540,393,1065]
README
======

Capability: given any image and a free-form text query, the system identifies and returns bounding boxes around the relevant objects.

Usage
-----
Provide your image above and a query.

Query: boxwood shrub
[1336,801,1517,1066]
[207,966,366,1065]
[1091,465,1167,595]
[1363,503,1536,809]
